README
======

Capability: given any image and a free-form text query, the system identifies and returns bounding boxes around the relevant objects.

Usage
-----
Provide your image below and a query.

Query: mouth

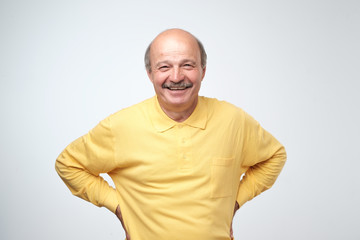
[162,82,193,91]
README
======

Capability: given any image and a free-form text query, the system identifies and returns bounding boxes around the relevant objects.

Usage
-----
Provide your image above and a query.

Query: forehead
[150,31,201,63]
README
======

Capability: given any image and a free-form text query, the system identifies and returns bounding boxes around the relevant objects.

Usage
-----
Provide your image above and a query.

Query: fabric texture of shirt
[55,96,286,240]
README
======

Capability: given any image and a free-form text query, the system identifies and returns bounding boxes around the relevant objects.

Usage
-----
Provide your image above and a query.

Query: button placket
[177,124,192,170]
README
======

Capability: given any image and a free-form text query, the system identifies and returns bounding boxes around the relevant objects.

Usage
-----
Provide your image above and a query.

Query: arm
[236,113,287,208]
[55,117,119,213]
[230,201,240,239]
[116,205,131,240]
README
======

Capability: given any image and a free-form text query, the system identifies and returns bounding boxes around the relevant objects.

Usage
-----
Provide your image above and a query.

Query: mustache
[162,82,193,89]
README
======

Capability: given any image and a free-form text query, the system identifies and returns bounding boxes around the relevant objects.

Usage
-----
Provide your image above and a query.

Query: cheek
[188,72,203,83]
[152,73,169,85]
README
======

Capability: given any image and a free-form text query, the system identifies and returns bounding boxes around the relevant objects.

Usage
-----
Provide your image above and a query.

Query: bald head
[144,29,207,73]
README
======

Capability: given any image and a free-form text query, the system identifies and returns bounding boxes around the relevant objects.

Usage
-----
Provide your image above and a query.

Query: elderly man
[56,28,286,240]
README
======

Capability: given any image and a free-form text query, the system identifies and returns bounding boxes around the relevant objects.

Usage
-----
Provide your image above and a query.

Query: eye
[158,65,169,71]
[183,63,195,69]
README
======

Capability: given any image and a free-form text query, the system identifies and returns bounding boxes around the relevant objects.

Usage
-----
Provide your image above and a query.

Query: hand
[230,202,240,239]
[115,205,131,240]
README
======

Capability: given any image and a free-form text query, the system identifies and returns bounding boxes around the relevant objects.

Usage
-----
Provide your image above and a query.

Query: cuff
[236,184,252,208]
[102,188,119,213]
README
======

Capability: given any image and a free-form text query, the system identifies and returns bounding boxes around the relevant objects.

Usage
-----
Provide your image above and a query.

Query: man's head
[145,30,207,73]
[145,29,207,119]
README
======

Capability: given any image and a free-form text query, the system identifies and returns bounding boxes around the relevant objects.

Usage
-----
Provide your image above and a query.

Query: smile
[162,82,193,90]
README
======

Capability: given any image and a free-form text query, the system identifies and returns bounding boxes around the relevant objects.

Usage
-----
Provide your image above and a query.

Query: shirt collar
[150,96,208,132]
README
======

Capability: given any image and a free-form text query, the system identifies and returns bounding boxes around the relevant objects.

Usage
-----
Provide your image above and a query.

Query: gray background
[1,0,359,239]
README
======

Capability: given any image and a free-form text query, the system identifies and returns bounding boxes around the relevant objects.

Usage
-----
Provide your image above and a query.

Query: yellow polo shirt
[56,96,286,240]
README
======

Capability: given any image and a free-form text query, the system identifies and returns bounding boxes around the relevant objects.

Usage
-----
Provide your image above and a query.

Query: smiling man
[56,29,286,240]
[146,29,206,122]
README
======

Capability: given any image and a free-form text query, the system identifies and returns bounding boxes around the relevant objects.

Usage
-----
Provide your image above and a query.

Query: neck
[158,97,198,123]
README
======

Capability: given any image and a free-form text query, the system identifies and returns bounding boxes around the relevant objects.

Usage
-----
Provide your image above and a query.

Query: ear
[147,70,154,83]
[201,66,206,81]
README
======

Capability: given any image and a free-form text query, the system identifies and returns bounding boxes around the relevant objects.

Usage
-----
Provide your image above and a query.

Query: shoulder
[203,97,263,133]
[104,97,154,128]
[201,96,246,119]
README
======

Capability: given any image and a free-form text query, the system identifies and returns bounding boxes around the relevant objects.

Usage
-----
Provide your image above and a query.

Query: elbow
[279,145,287,165]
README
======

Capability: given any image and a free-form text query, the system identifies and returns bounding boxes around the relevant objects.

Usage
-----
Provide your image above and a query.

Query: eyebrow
[155,59,197,67]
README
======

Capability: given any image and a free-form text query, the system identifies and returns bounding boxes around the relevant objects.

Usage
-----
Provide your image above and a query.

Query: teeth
[169,87,186,90]
[162,83,193,90]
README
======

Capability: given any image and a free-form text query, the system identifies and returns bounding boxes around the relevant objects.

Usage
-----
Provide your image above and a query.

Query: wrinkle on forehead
[150,29,201,66]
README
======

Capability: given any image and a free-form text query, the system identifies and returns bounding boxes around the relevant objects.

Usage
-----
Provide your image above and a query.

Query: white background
[1,0,359,239]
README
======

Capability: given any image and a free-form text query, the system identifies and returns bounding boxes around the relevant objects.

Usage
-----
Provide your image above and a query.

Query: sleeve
[55,117,119,213]
[236,113,287,208]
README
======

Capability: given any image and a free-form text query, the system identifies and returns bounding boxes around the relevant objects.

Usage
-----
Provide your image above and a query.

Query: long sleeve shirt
[55,96,286,240]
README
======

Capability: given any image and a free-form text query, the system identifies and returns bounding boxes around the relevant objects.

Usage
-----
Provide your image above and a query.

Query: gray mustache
[162,82,193,89]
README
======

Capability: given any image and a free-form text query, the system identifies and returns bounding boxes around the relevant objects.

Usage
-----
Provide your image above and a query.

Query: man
[55,29,286,240]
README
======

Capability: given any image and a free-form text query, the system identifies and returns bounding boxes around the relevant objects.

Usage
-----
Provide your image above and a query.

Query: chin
[167,98,189,107]
[166,95,197,108]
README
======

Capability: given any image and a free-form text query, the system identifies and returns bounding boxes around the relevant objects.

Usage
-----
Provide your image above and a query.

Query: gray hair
[144,35,207,73]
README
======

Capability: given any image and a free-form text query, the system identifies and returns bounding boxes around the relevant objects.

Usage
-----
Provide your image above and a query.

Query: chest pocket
[210,157,234,198]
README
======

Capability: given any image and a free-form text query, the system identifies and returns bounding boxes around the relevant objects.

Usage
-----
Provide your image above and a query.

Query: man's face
[147,30,206,114]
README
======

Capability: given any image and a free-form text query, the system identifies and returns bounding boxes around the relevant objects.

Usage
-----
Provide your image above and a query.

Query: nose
[170,67,184,83]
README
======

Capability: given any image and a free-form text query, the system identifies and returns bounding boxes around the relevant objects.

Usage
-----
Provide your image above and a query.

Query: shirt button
[182,138,186,143]
[183,154,187,159]
[178,125,183,129]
